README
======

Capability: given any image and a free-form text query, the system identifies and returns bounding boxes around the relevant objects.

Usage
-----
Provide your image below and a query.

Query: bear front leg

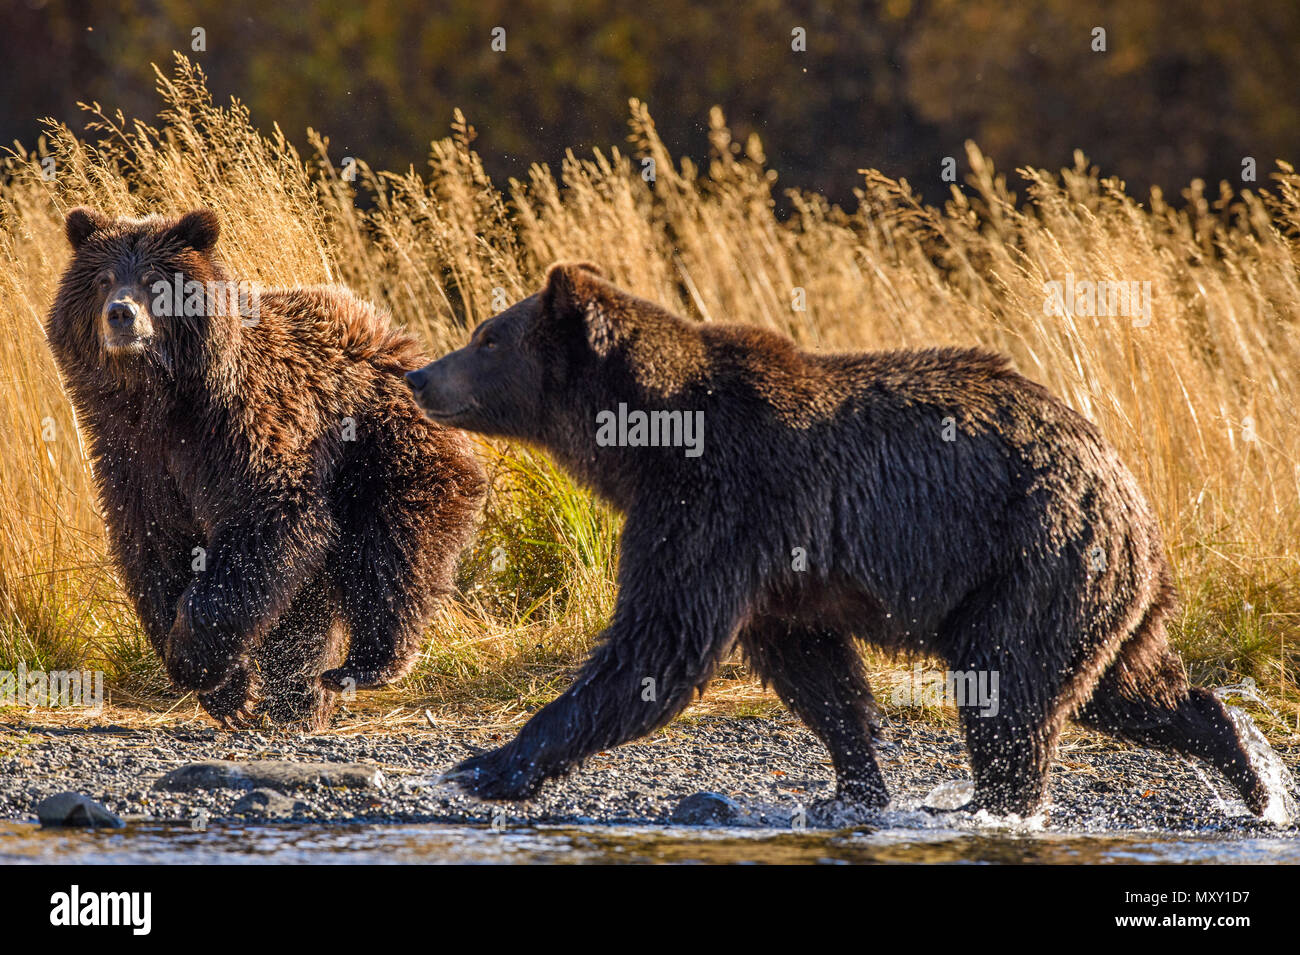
[112,524,262,723]
[109,522,196,660]
[164,491,337,692]
[446,549,746,799]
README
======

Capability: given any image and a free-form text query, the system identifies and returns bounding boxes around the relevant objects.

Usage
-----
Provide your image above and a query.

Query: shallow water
[3,819,1298,864]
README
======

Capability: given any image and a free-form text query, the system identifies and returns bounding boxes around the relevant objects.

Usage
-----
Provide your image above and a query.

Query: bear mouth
[420,403,475,421]
[102,335,148,355]
[414,397,477,422]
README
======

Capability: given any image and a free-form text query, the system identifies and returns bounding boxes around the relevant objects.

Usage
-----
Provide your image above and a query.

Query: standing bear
[46,207,485,729]
[406,262,1274,818]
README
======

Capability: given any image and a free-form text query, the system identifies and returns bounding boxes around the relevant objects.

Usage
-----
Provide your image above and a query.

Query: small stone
[230,788,309,818]
[36,792,126,829]
[670,791,753,826]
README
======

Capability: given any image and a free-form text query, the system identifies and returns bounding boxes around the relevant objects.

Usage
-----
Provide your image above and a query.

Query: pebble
[36,791,126,829]
[670,791,753,826]
[230,788,314,819]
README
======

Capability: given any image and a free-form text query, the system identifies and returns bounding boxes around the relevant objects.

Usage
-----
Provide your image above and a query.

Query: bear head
[48,206,236,384]
[406,262,707,442]
[405,262,599,439]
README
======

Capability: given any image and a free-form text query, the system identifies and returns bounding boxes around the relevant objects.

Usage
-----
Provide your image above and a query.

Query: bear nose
[107,301,135,329]
[405,368,428,393]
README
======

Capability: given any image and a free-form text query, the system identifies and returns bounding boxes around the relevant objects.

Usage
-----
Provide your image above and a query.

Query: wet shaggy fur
[407,262,1269,817]
[46,207,485,729]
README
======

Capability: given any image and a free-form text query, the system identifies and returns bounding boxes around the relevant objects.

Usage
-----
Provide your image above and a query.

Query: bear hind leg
[253,576,346,731]
[943,585,1086,817]
[1073,616,1267,814]
[321,462,469,692]
[321,548,437,692]
[956,695,1064,817]
[739,619,889,807]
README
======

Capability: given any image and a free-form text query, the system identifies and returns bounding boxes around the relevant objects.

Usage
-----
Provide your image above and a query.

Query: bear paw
[164,640,237,692]
[164,604,239,692]
[257,686,338,732]
[320,666,385,693]
[836,778,891,808]
[921,795,1048,821]
[198,664,259,729]
[440,748,545,801]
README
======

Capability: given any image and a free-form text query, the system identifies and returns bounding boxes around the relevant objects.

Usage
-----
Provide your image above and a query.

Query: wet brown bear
[407,262,1272,818]
[47,207,485,729]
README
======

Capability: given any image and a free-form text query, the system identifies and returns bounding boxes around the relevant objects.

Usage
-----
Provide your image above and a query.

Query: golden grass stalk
[1,56,1295,730]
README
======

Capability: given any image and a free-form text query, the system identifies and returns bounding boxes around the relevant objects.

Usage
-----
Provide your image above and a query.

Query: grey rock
[153,760,385,793]
[230,788,311,818]
[36,792,125,828]
[670,791,756,826]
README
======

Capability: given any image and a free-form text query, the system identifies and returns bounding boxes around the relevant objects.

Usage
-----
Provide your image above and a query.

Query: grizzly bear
[46,207,485,729]
[406,262,1272,818]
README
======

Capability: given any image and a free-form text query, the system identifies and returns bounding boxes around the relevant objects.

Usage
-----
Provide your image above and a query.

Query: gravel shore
[2,715,1297,833]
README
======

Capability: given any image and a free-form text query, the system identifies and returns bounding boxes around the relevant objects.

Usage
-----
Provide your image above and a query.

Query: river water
[4,817,1299,864]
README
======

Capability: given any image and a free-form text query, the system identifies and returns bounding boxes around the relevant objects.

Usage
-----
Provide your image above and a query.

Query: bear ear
[168,208,220,252]
[542,262,618,350]
[542,261,603,306]
[557,261,604,281]
[65,207,111,250]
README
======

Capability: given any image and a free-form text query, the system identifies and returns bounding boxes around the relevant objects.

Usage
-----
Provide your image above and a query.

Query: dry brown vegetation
[1,58,1296,734]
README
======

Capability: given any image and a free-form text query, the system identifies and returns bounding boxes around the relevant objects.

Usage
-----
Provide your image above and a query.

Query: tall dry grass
[1,57,1296,729]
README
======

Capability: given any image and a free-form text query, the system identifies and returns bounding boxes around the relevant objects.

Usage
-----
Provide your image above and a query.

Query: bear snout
[106,300,136,330]
[101,296,152,349]
[405,364,462,418]
[404,367,429,394]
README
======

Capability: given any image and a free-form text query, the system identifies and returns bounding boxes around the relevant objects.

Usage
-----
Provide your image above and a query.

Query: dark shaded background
[4,0,1298,205]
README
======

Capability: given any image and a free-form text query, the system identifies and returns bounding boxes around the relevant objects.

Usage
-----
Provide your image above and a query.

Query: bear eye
[142,269,164,287]
[95,271,113,291]
[480,334,497,350]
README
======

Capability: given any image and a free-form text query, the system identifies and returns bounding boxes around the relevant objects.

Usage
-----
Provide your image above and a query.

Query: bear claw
[212,705,259,731]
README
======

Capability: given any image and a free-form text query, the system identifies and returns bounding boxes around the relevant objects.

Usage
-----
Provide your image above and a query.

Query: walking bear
[406,262,1272,818]
[47,207,485,729]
